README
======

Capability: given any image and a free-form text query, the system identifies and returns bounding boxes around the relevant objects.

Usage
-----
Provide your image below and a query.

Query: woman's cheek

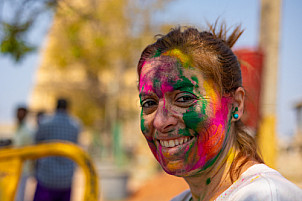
[140,111,150,137]
[140,111,160,161]
[182,102,208,133]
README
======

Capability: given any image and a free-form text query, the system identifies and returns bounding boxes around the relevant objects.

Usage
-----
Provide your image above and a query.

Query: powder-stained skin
[139,49,232,176]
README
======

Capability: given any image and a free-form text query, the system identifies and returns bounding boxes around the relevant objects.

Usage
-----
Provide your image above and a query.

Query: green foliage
[0,22,36,61]
[0,0,59,61]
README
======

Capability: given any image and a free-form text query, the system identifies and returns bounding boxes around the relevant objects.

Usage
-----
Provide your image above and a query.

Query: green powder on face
[183,110,203,131]
[182,99,207,131]
[139,86,144,105]
[191,76,199,88]
[178,128,192,136]
[174,77,195,93]
[140,110,147,134]
[153,48,162,58]
[172,63,196,93]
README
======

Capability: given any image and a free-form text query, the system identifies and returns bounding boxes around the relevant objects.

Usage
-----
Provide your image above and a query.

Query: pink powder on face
[190,88,231,171]
[160,84,174,97]
[139,62,154,93]
[139,54,234,176]
[139,59,178,97]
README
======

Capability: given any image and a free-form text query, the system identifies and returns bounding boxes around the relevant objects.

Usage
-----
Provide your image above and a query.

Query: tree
[29,0,174,162]
[0,0,57,61]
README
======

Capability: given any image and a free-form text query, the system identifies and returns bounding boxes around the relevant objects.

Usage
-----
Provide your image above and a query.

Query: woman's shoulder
[216,164,302,201]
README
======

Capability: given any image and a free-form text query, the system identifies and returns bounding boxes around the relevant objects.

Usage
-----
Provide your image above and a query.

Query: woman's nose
[153,99,177,133]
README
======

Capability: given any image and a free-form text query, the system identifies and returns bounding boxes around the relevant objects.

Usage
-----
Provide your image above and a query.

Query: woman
[137,23,302,200]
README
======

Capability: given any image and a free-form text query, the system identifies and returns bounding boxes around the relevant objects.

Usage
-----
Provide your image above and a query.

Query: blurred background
[0,0,301,200]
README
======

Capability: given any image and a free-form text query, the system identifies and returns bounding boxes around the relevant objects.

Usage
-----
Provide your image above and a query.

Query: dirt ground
[23,170,188,201]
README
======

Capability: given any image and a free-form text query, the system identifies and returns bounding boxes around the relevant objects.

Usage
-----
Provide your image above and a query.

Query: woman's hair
[137,22,263,182]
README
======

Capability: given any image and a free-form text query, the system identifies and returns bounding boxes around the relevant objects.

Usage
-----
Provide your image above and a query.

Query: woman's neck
[183,145,237,201]
[183,147,260,201]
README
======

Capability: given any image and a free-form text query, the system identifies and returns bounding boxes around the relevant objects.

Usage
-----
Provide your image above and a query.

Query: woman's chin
[161,163,201,177]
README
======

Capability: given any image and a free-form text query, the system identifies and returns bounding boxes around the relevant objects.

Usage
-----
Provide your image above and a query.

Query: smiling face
[139,51,233,176]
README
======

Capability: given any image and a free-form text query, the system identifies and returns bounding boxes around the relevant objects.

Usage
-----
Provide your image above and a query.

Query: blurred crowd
[4,98,81,201]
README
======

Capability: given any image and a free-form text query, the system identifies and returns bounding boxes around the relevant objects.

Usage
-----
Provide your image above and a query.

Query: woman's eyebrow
[173,80,195,90]
[139,92,147,98]
[139,91,154,98]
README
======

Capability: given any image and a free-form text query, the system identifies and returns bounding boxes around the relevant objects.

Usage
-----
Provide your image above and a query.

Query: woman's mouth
[158,136,193,148]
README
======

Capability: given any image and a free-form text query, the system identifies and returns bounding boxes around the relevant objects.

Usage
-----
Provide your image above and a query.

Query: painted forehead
[160,49,192,68]
[139,48,193,80]
[139,56,182,93]
[140,64,205,100]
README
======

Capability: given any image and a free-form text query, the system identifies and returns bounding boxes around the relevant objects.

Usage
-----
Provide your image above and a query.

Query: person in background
[14,106,35,201]
[137,22,302,200]
[36,110,46,126]
[33,98,81,201]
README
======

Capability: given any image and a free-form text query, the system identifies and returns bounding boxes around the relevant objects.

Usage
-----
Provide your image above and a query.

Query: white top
[14,123,35,175]
[171,164,302,201]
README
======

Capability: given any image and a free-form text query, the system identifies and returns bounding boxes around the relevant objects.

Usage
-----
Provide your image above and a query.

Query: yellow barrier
[0,142,99,201]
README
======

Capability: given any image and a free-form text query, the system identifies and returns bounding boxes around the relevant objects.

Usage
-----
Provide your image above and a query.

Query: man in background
[33,98,81,201]
[14,106,34,201]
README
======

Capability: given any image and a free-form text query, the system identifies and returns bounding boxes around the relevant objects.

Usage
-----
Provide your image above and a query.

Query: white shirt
[14,122,35,175]
[171,164,302,201]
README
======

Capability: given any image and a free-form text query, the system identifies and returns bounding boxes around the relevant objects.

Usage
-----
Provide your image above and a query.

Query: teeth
[159,137,191,148]
[169,140,175,147]
[184,138,188,143]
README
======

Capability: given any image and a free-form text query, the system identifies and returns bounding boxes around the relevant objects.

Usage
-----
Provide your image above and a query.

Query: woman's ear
[232,87,245,122]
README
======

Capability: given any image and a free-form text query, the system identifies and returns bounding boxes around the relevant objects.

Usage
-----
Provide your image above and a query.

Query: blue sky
[0,0,301,137]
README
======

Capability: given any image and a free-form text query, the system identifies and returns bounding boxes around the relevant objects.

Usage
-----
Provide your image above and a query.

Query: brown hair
[137,22,263,182]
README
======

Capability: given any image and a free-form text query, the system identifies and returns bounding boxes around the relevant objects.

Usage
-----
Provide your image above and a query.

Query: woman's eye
[176,95,195,102]
[141,99,157,114]
[141,99,157,108]
[175,93,197,107]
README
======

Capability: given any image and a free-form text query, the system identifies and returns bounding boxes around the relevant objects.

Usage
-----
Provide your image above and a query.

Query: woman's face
[138,52,233,176]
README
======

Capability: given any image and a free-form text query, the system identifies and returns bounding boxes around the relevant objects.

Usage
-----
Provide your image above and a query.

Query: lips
[158,136,193,148]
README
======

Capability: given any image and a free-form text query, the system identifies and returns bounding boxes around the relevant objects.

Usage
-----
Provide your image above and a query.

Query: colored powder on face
[200,99,232,169]
[186,84,231,171]
[162,49,192,68]
[202,80,220,114]
[140,110,147,134]
[139,60,147,73]
[173,72,196,93]
[139,60,176,99]
[139,52,235,175]
[184,138,196,166]
[198,100,233,171]
[139,71,155,94]
[191,76,199,88]
[183,104,207,132]
[153,48,162,58]
[153,60,179,97]
[200,139,224,170]
[181,71,207,131]
[178,128,192,136]
[153,77,162,96]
